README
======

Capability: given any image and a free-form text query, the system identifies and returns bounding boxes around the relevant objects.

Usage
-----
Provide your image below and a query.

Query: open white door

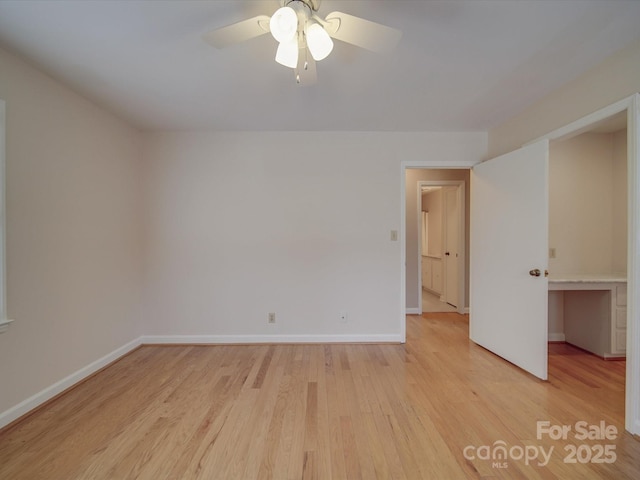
[444,187,459,307]
[470,140,549,380]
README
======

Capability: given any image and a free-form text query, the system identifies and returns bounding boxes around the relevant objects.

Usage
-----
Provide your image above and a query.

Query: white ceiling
[0,0,639,132]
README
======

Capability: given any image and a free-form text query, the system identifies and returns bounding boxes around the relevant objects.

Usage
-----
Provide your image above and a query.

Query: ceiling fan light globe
[306,22,333,61]
[270,6,298,43]
[275,38,299,68]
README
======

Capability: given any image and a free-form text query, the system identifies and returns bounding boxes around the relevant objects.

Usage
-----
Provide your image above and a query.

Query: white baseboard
[548,333,566,342]
[141,334,403,344]
[0,337,142,429]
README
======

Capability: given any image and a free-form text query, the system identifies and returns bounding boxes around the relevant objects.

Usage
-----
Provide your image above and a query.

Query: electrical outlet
[339,311,348,323]
[268,312,276,324]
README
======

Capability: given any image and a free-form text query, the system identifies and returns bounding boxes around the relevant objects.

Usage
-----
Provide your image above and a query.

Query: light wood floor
[1,313,639,479]
[422,289,457,313]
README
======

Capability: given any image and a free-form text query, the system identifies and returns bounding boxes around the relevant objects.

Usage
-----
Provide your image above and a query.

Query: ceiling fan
[203,0,402,85]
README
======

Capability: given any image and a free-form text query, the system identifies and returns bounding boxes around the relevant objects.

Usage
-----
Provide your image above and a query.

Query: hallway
[422,288,457,313]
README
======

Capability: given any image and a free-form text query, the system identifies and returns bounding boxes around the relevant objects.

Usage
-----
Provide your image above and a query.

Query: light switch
[390,230,398,241]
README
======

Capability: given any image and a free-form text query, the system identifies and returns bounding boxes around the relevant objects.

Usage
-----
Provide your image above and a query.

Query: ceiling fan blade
[203,15,271,49]
[294,48,317,86]
[323,11,401,53]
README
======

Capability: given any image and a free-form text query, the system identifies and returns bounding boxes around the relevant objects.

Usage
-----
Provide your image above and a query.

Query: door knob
[529,269,541,277]
[445,252,450,256]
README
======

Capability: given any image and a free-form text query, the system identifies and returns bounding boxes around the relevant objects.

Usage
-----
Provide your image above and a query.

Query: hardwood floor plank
[236,362,287,479]
[325,368,348,479]
[255,370,290,480]
[162,374,233,479]
[340,369,377,480]
[285,366,308,480]
[313,349,332,480]
[340,416,362,480]
[1,313,640,479]
[303,382,318,451]
[251,345,275,389]
[301,450,317,480]
[371,412,408,480]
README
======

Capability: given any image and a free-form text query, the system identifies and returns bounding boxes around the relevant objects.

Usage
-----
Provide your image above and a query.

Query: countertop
[548,273,627,283]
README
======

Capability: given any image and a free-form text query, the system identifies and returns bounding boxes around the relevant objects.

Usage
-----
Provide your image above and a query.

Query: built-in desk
[549,274,627,358]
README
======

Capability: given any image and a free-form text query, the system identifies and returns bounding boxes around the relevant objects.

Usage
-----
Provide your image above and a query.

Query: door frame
[400,162,476,343]
[528,94,639,435]
[399,94,640,435]
[443,184,463,308]
[416,180,465,315]
[0,99,8,333]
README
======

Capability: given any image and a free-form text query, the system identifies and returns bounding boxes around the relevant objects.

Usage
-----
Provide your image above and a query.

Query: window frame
[0,99,10,333]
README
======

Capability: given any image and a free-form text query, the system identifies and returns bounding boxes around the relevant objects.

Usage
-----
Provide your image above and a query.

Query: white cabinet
[422,256,443,295]
[421,256,429,290]
[549,277,626,358]
[614,285,627,354]
[432,259,443,294]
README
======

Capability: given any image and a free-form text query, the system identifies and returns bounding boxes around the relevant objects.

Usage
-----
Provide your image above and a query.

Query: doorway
[404,169,469,316]
[548,111,628,358]
[418,181,465,313]
[400,94,640,435]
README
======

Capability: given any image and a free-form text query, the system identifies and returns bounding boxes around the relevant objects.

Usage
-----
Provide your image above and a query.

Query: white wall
[547,131,627,340]
[548,291,564,340]
[488,39,640,157]
[0,46,143,417]
[549,132,626,275]
[142,132,486,339]
[0,44,486,423]
[423,190,443,256]
[613,130,628,272]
